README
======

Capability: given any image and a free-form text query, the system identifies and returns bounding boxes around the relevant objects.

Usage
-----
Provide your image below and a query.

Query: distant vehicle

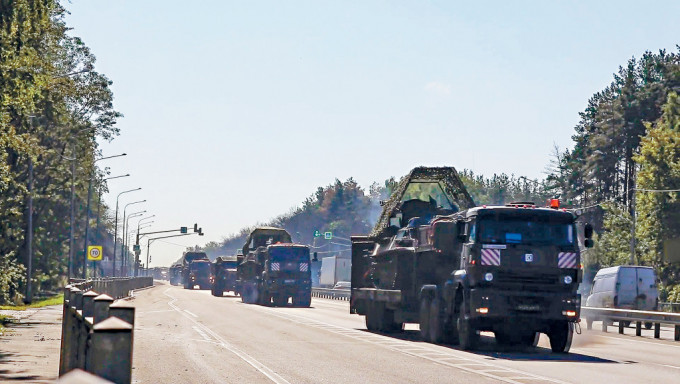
[169,264,182,285]
[236,227,312,307]
[585,265,658,311]
[333,281,351,290]
[211,256,239,296]
[179,251,210,289]
[319,256,351,288]
[186,259,211,290]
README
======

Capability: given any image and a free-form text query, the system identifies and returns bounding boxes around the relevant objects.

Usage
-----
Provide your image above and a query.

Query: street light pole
[112,188,141,276]
[82,153,126,279]
[24,158,33,303]
[95,174,129,238]
[121,204,145,276]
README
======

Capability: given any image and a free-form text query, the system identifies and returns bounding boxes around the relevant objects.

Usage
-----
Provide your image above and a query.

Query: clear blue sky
[64,1,680,267]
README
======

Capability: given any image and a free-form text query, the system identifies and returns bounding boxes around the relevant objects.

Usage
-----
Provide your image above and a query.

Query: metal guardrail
[581,306,680,341]
[312,288,351,301]
[59,277,152,384]
[659,302,680,313]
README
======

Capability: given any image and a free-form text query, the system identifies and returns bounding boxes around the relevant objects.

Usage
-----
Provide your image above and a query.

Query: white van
[585,266,658,311]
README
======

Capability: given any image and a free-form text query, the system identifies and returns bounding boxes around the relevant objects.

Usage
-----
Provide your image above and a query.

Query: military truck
[169,263,182,285]
[236,227,312,307]
[179,251,210,289]
[350,166,592,353]
[211,256,239,297]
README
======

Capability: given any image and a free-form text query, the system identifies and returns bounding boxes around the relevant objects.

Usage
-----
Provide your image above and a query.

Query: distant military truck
[211,256,239,297]
[186,259,211,290]
[180,251,210,289]
[169,264,182,285]
[236,227,312,307]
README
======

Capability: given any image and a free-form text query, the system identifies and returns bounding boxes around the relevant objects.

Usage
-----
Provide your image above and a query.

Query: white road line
[654,363,680,370]
[164,289,292,384]
[192,326,212,342]
[183,309,198,318]
[590,334,680,350]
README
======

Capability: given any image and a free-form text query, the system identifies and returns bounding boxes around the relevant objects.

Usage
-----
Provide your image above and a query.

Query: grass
[0,314,10,334]
[0,293,64,311]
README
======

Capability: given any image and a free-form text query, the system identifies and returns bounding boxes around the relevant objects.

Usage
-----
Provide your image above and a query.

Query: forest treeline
[0,1,121,303]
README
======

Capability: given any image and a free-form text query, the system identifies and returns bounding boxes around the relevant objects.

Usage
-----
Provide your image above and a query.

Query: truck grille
[495,271,557,286]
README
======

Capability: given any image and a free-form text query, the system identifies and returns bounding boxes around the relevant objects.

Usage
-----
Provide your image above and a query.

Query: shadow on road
[359,329,618,364]
[0,337,52,382]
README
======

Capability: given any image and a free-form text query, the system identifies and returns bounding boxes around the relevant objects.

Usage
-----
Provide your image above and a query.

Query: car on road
[333,281,351,290]
[586,265,658,311]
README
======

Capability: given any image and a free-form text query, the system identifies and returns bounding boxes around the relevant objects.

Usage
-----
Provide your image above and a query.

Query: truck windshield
[477,217,575,246]
[191,262,210,271]
[269,247,309,262]
[401,181,455,210]
[221,261,238,269]
[185,252,208,263]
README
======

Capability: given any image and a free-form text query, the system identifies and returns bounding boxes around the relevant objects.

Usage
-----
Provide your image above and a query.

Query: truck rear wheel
[293,292,311,308]
[457,300,478,350]
[274,294,288,306]
[548,321,573,353]
[212,286,223,297]
[366,302,383,331]
[429,298,444,343]
[419,297,431,341]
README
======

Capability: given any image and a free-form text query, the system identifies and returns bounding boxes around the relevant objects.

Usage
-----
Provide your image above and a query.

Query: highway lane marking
[192,326,212,342]
[163,289,292,384]
[590,334,680,350]
[183,309,198,318]
[248,305,571,384]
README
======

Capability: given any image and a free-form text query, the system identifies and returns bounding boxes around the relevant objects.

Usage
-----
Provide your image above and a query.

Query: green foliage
[0,1,121,303]
[0,252,26,304]
[635,92,680,287]
[588,202,635,268]
[459,169,553,206]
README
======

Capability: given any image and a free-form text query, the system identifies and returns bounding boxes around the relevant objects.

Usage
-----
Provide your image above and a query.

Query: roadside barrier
[312,287,350,301]
[659,302,680,313]
[581,306,680,341]
[58,277,151,384]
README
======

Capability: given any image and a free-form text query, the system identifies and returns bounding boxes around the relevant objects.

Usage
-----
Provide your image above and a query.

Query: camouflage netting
[369,166,475,239]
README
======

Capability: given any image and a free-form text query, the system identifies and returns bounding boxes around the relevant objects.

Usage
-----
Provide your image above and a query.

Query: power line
[635,188,680,192]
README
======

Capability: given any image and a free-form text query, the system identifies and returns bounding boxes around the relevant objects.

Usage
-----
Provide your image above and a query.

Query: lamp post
[82,153,126,279]
[112,189,141,276]
[122,208,145,276]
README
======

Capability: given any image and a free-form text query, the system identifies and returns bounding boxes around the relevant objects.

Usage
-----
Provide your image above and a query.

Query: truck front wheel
[419,297,431,341]
[457,300,478,350]
[548,321,573,353]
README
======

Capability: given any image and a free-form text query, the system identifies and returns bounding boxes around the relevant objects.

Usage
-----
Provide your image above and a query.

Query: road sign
[180,226,188,234]
[87,245,103,261]
[133,244,141,252]
[324,231,332,240]
[314,230,321,238]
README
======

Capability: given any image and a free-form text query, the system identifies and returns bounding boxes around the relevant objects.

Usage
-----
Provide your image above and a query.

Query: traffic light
[198,228,204,236]
[180,226,188,234]
[193,223,198,233]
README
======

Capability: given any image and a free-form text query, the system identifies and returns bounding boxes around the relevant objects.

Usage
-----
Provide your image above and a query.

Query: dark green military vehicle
[237,227,312,307]
[350,166,592,353]
[211,256,239,297]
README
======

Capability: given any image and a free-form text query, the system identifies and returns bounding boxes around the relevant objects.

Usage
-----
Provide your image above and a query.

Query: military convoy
[236,227,312,307]
[350,166,592,353]
[168,166,594,353]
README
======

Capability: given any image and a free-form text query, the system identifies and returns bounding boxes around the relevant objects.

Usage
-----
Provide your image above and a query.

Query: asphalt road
[130,282,680,384]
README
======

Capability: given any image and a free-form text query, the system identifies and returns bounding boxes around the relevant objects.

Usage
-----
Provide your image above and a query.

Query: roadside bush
[0,252,26,305]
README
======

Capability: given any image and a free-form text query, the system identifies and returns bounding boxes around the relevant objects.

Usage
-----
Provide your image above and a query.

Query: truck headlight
[484,272,494,282]
[563,275,572,284]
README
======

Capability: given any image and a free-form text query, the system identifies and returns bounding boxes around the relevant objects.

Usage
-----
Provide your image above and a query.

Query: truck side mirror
[584,223,593,239]
[312,252,318,262]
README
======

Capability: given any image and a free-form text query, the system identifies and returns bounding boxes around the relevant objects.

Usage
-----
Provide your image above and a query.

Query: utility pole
[24,158,33,304]
[69,141,76,279]
[630,184,637,265]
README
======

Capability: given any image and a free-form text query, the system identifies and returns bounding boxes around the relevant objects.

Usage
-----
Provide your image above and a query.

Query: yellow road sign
[87,245,103,261]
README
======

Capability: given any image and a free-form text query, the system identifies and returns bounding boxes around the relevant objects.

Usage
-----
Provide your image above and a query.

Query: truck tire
[644,322,653,330]
[548,321,573,353]
[293,292,312,308]
[366,302,382,331]
[429,298,444,343]
[419,297,431,341]
[212,286,223,297]
[457,300,478,350]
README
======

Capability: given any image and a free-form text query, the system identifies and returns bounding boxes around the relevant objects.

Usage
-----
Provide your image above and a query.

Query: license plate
[284,279,296,284]
[517,304,540,311]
